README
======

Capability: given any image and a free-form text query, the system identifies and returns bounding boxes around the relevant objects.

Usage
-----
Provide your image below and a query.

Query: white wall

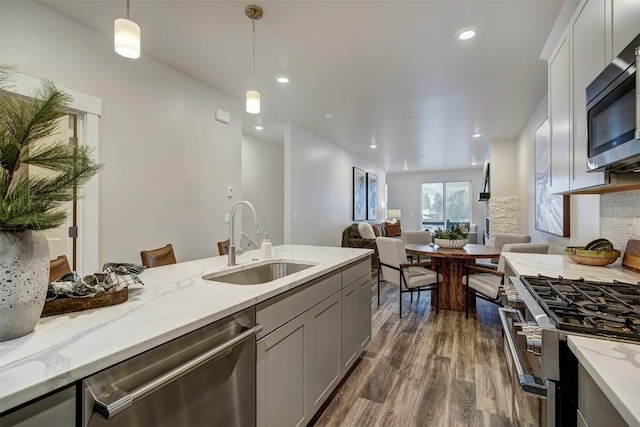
[241,134,284,246]
[490,140,519,197]
[517,96,600,254]
[1,0,243,265]
[284,124,385,246]
[386,168,485,236]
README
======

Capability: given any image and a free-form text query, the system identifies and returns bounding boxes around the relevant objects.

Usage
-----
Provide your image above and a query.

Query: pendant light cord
[251,19,256,90]
[126,0,130,19]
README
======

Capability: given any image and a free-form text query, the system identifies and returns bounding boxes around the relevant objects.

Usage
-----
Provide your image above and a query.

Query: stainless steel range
[499,274,640,426]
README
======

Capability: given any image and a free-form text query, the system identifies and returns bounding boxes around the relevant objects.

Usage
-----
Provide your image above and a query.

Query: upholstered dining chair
[477,233,532,270]
[401,231,432,262]
[217,239,230,256]
[463,242,549,318]
[376,237,442,318]
[49,255,72,282]
[140,244,177,268]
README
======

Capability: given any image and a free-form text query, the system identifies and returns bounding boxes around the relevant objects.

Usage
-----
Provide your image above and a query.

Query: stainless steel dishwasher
[82,307,260,427]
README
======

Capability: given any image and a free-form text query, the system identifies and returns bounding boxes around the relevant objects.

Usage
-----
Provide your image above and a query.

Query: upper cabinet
[570,0,607,190]
[547,0,638,194]
[612,0,640,58]
[549,30,571,194]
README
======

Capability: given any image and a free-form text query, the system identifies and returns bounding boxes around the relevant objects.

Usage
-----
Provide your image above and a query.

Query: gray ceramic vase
[0,230,49,341]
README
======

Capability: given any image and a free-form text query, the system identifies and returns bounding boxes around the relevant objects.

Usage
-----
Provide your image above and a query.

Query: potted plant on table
[0,66,101,341]
[432,223,470,249]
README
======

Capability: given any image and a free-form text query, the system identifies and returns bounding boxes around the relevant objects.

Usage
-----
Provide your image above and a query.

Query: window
[421,181,470,231]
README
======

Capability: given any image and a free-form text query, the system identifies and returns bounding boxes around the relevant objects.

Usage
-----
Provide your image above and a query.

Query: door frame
[5,73,101,274]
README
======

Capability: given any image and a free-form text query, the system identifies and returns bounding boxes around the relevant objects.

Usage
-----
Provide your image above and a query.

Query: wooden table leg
[431,258,476,311]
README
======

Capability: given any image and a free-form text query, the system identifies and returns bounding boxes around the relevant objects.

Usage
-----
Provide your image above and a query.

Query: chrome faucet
[228,200,260,266]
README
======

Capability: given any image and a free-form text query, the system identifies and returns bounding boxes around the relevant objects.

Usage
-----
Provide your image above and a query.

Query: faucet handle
[236,247,244,257]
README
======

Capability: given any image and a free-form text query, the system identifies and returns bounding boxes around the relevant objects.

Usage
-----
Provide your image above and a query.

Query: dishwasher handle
[94,324,263,420]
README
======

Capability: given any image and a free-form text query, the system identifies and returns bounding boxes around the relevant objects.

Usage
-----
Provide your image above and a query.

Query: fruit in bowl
[564,239,620,266]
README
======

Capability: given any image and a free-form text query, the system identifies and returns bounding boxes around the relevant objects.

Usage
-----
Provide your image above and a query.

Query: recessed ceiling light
[325,113,334,120]
[370,144,377,149]
[403,116,413,122]
[456,28,477,41]
[403,165,409,170]
[275,75,289,84]
[255,125,264,131]
[472,132,482,138]
[471,161,477,166]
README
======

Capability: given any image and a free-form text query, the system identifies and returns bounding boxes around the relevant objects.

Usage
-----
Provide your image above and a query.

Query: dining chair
[49,255,72,282]
[463,242,549,318]
[477,233,532,270]
[217,239,230,256]
[401,231,432,262]
[376,237,442,318]
[140,244,177,268]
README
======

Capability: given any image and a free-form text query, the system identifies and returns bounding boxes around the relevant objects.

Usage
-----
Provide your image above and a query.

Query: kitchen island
[502,252,640,427]
[0,245,372,416]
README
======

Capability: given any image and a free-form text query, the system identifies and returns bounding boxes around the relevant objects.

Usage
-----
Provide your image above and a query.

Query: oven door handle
[498,308,547,398]
[93,324,263,420]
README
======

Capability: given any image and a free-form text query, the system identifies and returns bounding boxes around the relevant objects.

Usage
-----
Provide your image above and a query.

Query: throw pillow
[385,220,402,237]
[357,222,376,239]
[372,224,381,237]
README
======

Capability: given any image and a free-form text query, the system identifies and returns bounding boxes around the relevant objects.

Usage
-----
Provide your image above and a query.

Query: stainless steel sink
[202,261,315,285]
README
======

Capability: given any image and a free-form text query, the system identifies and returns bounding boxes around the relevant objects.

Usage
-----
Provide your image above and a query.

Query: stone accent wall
[600,190,640,256]
[488,197,518,245]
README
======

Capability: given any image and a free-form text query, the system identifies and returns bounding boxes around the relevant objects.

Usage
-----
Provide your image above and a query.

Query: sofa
[341,221,404,268]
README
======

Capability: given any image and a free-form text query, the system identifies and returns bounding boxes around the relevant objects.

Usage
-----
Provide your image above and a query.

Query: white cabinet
[548,30,571,194]
[309,292,342,414]
[341,262,371,374]
[256,258,371,427]
[570,0,607,189]
[257,313,309,427]
[611,0,640,58]
[0,386,75,427]
[578,364,627,426]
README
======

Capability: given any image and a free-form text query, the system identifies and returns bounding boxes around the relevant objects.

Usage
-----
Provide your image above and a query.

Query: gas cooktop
[520,275,640,342]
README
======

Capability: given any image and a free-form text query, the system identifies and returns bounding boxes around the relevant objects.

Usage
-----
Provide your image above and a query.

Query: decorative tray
[41,288,128,317]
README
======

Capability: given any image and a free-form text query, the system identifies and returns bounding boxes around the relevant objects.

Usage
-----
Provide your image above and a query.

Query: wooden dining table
[404,243,501,311]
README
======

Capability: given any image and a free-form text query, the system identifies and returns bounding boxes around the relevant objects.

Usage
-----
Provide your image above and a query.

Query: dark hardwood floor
[312,274,514,427]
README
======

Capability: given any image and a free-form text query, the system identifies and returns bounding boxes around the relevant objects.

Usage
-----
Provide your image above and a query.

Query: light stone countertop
[567,336,640,427]
[0,245,372,413]
[503,252,640,426]
[502,252,640,283]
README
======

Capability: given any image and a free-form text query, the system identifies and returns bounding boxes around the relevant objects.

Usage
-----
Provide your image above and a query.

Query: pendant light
[245,5,263,114]
[114,0,141,59]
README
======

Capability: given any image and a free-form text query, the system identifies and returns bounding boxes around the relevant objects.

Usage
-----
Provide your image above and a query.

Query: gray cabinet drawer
[342,259,370,287]
[257,271,341,339]
[0,386,75,427]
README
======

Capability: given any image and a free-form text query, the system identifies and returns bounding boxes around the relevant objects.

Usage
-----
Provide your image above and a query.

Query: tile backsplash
[600,190,640,256]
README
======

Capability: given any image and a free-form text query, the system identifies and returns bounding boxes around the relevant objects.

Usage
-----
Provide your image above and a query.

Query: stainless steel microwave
[586,33,640,173]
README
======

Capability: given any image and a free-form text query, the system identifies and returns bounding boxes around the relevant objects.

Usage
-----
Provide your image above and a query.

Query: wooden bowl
[564,246,620,266]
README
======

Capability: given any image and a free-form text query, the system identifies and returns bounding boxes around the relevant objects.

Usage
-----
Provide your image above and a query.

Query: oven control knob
[514,322,542,355]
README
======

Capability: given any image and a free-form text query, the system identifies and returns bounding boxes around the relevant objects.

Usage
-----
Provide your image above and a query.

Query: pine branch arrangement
[0,66,102,231]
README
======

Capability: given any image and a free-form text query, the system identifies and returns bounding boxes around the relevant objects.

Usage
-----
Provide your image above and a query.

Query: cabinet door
[571,0,607,190]
[257,314,309,427]
[611,0,640,58]
[309,292,342,415]
[549,31,571,194]
[341,280,358,374]
[356,273,372,352]
[0,386,75,427]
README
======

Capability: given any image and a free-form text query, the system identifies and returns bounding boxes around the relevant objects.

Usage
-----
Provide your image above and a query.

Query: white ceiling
[36,0,566,173]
